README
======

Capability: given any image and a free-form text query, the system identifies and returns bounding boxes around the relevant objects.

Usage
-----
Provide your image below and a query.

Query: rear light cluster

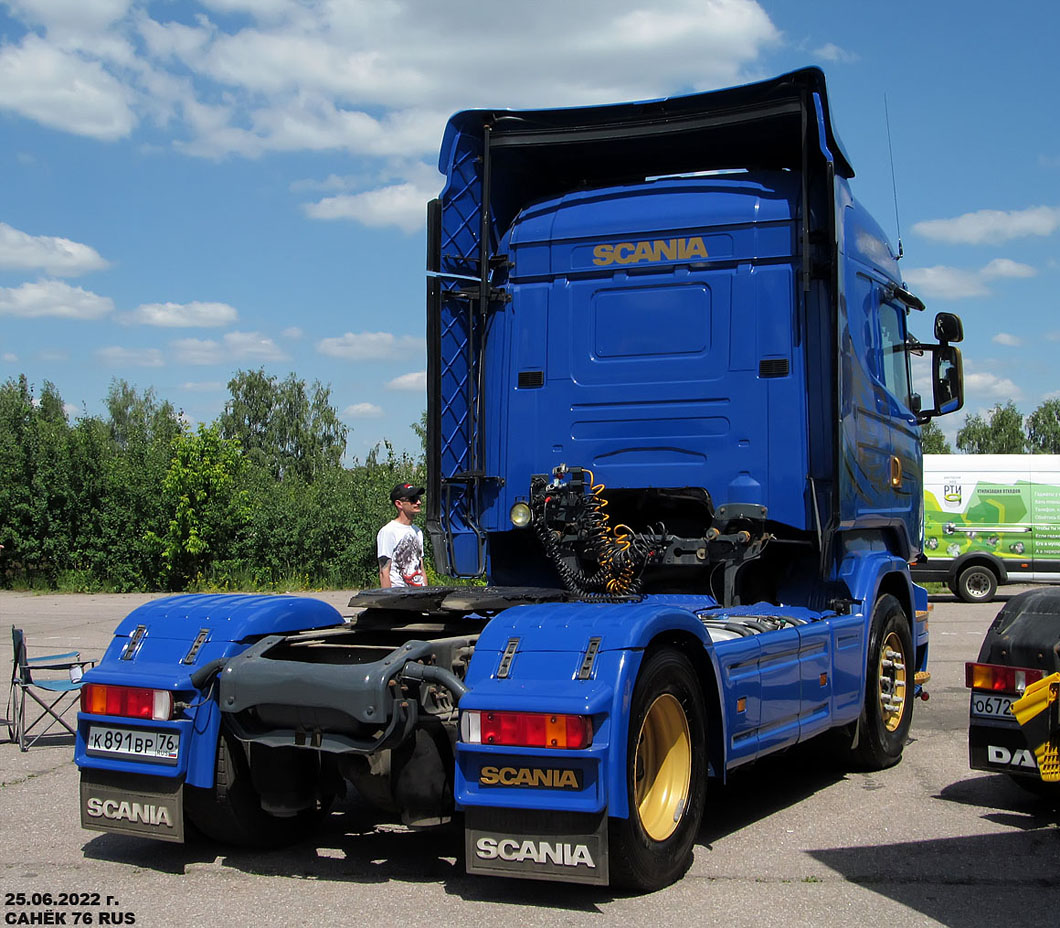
[81,683,174,721]
[965,662,1044,694]
[461,710,592,749]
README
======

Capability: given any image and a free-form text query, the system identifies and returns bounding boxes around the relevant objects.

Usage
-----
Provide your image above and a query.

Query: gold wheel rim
[634,693,691,841]
[878,631,908,732]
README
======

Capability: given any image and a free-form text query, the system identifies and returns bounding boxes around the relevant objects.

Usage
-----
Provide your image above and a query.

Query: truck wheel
[850,594,914,770]
[184,729,320,848]
[955,565,997,603]
[609,648,706,892]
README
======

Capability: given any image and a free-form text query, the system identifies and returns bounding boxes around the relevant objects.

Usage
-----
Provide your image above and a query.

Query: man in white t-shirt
[377,482,426,588]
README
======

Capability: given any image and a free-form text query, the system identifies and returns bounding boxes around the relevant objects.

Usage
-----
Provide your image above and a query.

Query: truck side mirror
[918,344,963,422]
[934,312,963,344]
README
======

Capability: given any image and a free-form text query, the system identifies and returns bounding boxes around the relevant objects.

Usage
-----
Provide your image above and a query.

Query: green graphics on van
[924,476,1060,562]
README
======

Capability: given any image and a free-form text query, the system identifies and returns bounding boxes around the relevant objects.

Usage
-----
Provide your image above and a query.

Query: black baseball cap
[390,482,425,502]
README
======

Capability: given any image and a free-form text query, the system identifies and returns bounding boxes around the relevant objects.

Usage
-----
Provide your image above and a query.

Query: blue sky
[1,0,1057,458]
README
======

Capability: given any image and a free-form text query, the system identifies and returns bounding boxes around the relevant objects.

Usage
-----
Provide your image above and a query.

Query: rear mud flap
[465,807,608,885]
[80,769,184,843]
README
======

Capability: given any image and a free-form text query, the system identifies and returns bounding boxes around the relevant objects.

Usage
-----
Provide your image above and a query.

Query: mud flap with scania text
[80,769,184,843]
[465,807,608,885]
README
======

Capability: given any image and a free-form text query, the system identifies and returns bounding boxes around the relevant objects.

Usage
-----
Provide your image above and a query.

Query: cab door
[876,294,921,559]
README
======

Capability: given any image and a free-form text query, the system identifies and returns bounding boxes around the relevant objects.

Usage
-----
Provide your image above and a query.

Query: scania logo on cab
[478,765,582,789]
[475,836,596,868]
[592,237,708,266]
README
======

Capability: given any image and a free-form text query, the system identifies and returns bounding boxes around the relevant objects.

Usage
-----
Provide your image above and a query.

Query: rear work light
[81,683,174,721]
[965,662,1044,695]
[461,710,592,750]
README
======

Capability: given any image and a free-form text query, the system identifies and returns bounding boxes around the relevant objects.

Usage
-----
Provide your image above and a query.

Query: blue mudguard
[75,594,344,788]
[455,598,719,820]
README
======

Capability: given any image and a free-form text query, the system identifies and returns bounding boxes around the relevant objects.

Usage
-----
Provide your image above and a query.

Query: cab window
[878,300,912,408]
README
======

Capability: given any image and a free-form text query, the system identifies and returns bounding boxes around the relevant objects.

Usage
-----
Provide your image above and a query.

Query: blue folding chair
[7,626,94,751]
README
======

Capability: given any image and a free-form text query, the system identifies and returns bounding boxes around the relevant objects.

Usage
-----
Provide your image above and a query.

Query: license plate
[87,725,180,764]
[970,692,1014,719]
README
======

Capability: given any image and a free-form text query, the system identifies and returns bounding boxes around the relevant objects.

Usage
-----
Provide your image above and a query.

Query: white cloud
[901,266,988,300]
[126,301,239,327]
[963,371,1023,402]
[386,370,426,391]
[96,345,164,367]
[282,326,303,339]
[912,205,1060,245]
[0,1,782,230]
[0,279,114,319]
[172,330,287,365]
[5,0,134,34]
[902,258,1037,300]
[813,42,858,63]
[2,352,18,362]
[992,333,1022,347]
[0,35,135,140]
[305,181,435,234]
[63,402,80,418]
[344,402,384,419]
[181,381,224,392]
[979,258,1036,279]
[317,331,425,360]
[0,222,110,276]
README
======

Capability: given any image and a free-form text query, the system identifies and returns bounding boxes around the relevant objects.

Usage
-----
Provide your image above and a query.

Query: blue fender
[836,546,925,696]
[76,594,344,788]
[456,599,719,819]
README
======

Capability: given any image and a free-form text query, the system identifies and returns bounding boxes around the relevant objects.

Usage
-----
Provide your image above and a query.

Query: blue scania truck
[75,69,965,890]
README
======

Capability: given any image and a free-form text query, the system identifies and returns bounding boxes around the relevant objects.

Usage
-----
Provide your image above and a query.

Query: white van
[912,454,1060,602]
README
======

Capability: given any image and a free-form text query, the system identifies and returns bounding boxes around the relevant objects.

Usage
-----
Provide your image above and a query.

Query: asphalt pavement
[1,588,1057,928]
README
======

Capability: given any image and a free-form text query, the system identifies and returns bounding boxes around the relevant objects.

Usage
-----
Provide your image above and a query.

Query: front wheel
[609,648,706,892]
[956,564,998,603]
[850,594,914,770]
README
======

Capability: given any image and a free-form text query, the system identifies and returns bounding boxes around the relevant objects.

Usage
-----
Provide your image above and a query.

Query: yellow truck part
[1012,672,1060,782]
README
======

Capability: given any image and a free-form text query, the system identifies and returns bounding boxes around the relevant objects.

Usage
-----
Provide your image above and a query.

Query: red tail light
[461,710,592,749]
[81,683,173,721]
[965,662,1043,694]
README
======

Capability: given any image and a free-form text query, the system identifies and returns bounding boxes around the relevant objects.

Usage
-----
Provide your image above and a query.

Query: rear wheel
[956,564,997,603]
[850,594,914,770]
[184,729,321,847]
[609,648,706,891]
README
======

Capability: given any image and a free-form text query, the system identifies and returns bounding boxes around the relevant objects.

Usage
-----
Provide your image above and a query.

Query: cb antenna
[884,93,903,260]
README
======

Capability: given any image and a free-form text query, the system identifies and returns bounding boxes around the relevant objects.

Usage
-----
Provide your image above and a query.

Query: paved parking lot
[2,589,1057,928]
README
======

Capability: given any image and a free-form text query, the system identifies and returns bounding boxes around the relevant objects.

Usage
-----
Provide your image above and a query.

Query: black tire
[956,564,997,603]
[184,729,321,847]
[609,648,706,892]
[850,594,914,770]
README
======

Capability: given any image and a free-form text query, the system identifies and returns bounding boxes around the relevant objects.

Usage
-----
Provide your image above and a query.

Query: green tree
[0,377,79,582]
[1026,398,1060,453]
[146,423,250,590]
[921,420,951,454]
[955,402,1026,454]
[220,369,347,481]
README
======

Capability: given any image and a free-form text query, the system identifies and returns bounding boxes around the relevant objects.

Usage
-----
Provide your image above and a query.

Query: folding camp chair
[6,626,94,751]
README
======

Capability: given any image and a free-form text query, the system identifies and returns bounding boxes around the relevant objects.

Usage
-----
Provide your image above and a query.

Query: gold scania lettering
[479,765,581,789]
[592,237,708,266]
